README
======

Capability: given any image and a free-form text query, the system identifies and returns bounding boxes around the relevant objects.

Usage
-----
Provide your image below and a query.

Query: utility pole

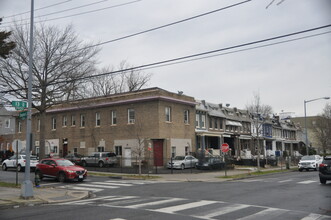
[21,0,34,199]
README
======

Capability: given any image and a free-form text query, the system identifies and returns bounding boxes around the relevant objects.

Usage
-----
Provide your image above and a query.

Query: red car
[35,158,87,182]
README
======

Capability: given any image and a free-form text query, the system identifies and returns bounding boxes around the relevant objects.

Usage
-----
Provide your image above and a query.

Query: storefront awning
[226,120,242,127]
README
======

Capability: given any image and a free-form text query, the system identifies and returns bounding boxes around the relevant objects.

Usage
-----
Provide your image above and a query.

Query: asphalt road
[1,170,331,220]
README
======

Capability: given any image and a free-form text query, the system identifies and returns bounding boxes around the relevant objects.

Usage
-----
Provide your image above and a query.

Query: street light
[304,96,330,155]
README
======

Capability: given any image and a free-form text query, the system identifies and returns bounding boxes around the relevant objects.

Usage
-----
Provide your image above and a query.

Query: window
[5,119,10,128]
[184,110,189,124]
[80,114,85,127]
[195,114,200,127]
[51,117,56,130]
[111,110,117,125]
[201,114,206,128]
[128,109,135,124]
[171,146,176,158]
[209,117,213,129]
[185,146,189,155]
[37,119,40,132]
[165,107,171,122]
[18,121,22,133]
[62,116,67,127]
[95,112,101,127]
[71,115,76,126]
[115,146,122,156]
[73,148,78,153]
[97,146,105,152]
[214,119,218,129]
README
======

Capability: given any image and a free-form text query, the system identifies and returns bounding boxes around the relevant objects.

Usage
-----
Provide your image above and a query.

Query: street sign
[221,143,230,153]
[19,111,28,120]
[11,101,27,110]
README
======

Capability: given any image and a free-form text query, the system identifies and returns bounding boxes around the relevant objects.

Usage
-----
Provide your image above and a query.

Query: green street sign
[19,111,28,120]
[11,101,27,110]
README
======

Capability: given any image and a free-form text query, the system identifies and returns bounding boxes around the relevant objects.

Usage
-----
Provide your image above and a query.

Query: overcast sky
[1,0,330,117]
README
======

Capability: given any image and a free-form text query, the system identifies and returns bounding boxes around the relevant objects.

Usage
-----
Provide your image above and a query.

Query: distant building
[0,107,17,152]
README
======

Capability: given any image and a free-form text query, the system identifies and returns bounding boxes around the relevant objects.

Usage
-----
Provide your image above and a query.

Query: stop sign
[221,143,229,153]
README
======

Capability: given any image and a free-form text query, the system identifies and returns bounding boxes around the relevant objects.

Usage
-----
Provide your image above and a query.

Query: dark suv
[319,156,331,184]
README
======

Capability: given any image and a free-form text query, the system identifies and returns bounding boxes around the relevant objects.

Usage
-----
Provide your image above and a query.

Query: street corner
[33,187,91,204]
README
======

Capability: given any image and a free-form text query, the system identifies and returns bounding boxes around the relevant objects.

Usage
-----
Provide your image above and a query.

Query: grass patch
[219,168,295,179]
[0,181,20,188]
[88,172,160,180]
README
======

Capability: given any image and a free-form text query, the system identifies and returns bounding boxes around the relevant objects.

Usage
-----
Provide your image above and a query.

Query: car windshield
[301,156,315,160]
[174,156,185,160]
[21,155,38,160]
[56,159,74,166]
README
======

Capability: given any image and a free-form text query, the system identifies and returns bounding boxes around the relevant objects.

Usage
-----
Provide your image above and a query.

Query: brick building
[14,88,196,166]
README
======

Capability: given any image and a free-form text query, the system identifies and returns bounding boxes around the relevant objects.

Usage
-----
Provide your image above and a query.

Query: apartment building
[14,88,196,166]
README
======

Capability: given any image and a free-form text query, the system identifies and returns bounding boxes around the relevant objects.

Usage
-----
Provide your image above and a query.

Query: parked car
[196,156,224,170]
[64,153,84,165]
[2,154,39,172]
[298,155,323,171]
[81,152,117,168]
[35,158,87,182]
[167,155,198,169]
[319,156,331,184]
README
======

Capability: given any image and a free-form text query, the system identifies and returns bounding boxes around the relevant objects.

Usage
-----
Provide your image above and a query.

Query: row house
[0,107,17,152]
[12,88,196,166]
[195,100,251,158]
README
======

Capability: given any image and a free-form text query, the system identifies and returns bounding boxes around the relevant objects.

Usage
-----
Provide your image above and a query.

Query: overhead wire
[2,24,330,94]
[1,0,111,25]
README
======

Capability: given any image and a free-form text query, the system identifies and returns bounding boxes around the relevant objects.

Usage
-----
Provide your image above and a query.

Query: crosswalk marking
[278,179,293,183]
[62,186,104,192]
[153,200,218,214]
[237,208,288,220]
[301,213,324,220]
[93,182,133,186]
[125,198,185,209]
[77,183,120,189]
[297,180,317,184]
[56,195,331,220]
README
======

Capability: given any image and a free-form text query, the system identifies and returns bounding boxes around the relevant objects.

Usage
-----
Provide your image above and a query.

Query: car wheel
[35,170,43,180]
[58,172,66,182]
[98,161,104,168]
[17,164,23,172]
[82,161,87,167]
[320,177,327,184]
[78,178,84,182]
[2,164,7,171]
[181,164,185,170]
[298,168,303,172]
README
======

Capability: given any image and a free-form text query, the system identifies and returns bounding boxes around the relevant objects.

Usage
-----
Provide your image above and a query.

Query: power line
[67,0,252,53]
[1,0,142,28]
[1,0,111,25]
[2,24,330,94]
[2,0,74,19]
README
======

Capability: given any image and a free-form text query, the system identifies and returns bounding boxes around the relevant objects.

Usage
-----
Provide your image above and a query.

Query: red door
[153,140,163,166]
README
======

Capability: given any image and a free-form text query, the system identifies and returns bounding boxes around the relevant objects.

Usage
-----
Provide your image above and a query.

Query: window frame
[95,112,101,127]
[165,107,171,122]
[128,109,135,124]
[80,114,85,127]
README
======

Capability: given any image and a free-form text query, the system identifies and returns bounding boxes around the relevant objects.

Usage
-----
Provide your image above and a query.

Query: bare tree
[87,61,152,97]
[0,23,99,159]
[313,103,331,155]
[246,92,273,171]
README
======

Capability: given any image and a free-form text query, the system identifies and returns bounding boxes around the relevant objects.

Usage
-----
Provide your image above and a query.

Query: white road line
[62,186,103,192]
[125,198,186,209]
[105,180,146,185]
[103,196,138,201]
[297,180,317,184]
[237,208,288,220]
[153,200,218,214]
[78,183,119,189]
[300,213,324,220]
[239,179,263,182]
[193,204,250,219]
[91,182,133,187]
[278,179,293,183]
[61,196,116,205]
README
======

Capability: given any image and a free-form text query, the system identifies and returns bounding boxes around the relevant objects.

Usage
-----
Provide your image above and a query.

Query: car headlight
[67,170,76,173]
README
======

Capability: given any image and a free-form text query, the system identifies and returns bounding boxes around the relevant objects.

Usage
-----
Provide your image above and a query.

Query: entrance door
[153,140,163,166]
[124,148,132,167]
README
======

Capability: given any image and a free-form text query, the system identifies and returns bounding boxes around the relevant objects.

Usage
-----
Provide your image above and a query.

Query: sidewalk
[0,166,294,210]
